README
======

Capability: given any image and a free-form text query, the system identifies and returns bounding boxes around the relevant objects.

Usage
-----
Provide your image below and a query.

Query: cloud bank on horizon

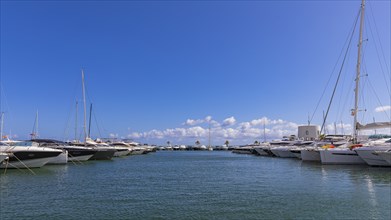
[122,116,385,145]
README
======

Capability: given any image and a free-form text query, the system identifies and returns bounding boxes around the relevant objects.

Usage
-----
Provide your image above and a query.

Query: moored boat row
[232,135,391,167]
[0,138,156,169]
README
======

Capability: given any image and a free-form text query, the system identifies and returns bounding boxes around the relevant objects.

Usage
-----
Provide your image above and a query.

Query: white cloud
[375,105,391,113]
[325,123,352,135]
[250,117,269,126]
[222,116,236,126]
[109,133,118,138]
[183,119,203,126]
[126,116,315,145]
[127,132,143,139]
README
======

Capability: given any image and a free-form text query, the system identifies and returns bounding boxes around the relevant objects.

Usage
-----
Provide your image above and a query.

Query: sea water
[0,151,390,219]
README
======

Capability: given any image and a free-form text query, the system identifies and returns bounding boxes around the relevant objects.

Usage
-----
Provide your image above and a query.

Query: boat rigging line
[309,9,361,125]
[320,6,361,135]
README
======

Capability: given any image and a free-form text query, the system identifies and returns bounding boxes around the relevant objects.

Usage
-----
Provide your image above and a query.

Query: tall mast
[35,110,39,138]
[208,121,211,148]
[353,0,365,143]
[31,110,39,139]
[82,69,87,144]
[263,122,266,143]
[75,101,78,142]
[88,103,92,139]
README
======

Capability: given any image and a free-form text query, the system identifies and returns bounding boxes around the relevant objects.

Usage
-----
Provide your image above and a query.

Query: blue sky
[1,0,390,145]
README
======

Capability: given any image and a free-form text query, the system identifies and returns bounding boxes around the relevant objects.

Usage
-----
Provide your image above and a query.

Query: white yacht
[4,140,68,165]
[301,147,321,162]
[301,137,349,162]
[319,143,366,165]
[32,139,97,162]
[83,138,116,160]
[269,139,297,158]
[232,146,254,154]
[354,138,391,166]
[253,143,272,156]
[272,142,314,158]
[129,146,146,155]
[107,141,132,157]
[319,0,389,165]
[0,142,63,169]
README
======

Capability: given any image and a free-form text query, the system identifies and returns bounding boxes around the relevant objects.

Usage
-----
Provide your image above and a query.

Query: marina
[0,151,390,219]
[1,0,390,219]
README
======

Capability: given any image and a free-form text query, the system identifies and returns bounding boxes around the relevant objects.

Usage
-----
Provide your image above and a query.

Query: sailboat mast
[35,110,39,138]
[75,101,78,142]
[88,103,92,139]
[82,69,87,143]
[353,0,365,143]
[208,121,211,148]
[31,110,39,139]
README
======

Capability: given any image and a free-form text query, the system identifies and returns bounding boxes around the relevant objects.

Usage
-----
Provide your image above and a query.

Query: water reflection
[300,161,391,185]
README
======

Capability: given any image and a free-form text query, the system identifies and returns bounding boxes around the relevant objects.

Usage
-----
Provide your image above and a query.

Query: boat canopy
[356,122,391,130]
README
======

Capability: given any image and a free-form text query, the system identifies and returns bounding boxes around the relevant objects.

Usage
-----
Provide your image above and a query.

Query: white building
[298,125,320,141]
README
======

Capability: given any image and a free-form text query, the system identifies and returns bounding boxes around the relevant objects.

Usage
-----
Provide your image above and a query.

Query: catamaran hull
[290,150,302,159]
[377,152,391,165]
[301,149,321,162]
[319,149,366,165]
[355,147,391,166]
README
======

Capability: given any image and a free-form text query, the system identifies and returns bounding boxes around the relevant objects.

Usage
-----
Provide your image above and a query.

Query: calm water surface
[1,151,390,219]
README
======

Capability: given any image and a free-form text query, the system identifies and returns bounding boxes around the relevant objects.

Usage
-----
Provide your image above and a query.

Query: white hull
[1,157,53,169]
[355,147,391,166]
[301,149,321,162]
[47,150,68,165]
[0,153,9,163]
[377,151,391,165]
[320,149,366,165]
[0,145,63,168]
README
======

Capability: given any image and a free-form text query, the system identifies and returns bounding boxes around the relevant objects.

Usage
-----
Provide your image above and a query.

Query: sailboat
[319,0,390,165]
[72,70,115,160]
